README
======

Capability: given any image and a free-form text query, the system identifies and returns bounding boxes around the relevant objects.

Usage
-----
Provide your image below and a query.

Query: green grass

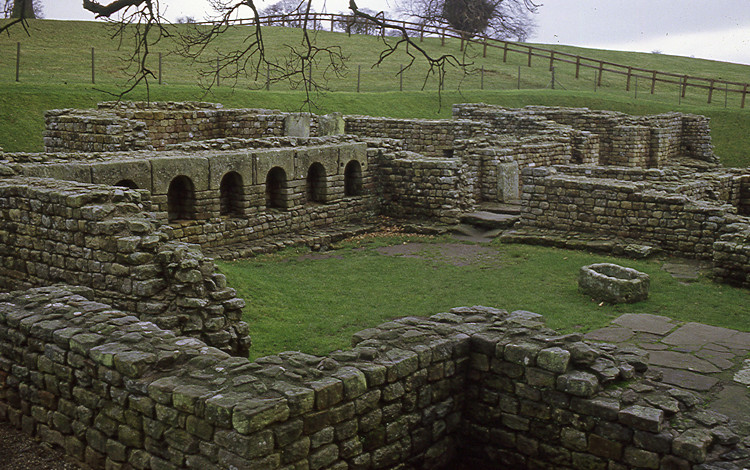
[1,19,750,166]
[219,236,750,360]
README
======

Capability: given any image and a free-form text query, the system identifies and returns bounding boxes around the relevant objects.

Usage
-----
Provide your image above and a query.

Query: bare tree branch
[83,0,146,18]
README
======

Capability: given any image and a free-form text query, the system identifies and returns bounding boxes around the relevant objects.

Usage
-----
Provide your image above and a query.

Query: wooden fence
[198,12,749,108]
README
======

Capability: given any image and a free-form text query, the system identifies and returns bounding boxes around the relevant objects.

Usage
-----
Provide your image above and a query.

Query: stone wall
[44,102,305,153]
[378,152,472,224]
[343,116,486,157]
[453,104,717,167]
[14,138,377,248]
[1,289,745,470]
[0,177,250,355]
[519,167,734,259]
[459,310,724,470]
[516,166,750,288]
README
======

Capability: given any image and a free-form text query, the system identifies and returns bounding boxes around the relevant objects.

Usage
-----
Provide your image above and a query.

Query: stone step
[478,201,522,215]
[461,211,520,230]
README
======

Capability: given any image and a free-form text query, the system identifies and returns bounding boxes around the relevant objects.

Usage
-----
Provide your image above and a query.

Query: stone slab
[663,323,750,351]
[735,359,750,386]
[461,211,519,230]
[652,367,719,392]
[584,326,634,343]
[695,349,736,370]
[648,350,720,374]
[612,313,676,336]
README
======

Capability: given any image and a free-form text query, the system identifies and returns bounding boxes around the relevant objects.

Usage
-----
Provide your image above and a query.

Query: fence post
[725,83,728,108]
[650,71,656,94]
[550,66,555,90]
[626,67,632,91]
[708,79,715,104]
[597,61,603,86]
[517,65,521,89]
[216,56,220,86]
[460,36,464,51]
[331,15,334,31]
[357,65,361,93]
[158,52,162,85]
[483,39,487,58]
[575,56,580,79]
[503,43,508,63]
[91,47,95,84]
[527,46,532,67]
[682,75,688,98]
[481,66,484,90]
[549,51,554,71]
[441,30,445,47]
[420,25,424,42]
[15,42,20,82]
[742,84,747,109]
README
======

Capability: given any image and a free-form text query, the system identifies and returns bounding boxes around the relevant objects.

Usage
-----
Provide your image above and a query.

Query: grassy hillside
[1,19,749,167]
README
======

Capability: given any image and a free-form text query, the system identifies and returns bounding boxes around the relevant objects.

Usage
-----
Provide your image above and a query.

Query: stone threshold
[202,222,380,260]
[499,228,662,259]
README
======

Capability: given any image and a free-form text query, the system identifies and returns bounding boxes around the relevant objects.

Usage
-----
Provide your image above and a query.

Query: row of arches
[117,161,364,222]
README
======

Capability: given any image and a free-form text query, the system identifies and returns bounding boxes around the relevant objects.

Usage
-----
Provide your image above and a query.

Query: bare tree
[1,0,43,32]
[397,0,537,41]
[261,0,311,27]
[2,0,469,106]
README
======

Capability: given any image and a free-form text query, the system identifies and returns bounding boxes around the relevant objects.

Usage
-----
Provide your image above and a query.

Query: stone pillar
[284,113,312,138]
[497,160,520,202]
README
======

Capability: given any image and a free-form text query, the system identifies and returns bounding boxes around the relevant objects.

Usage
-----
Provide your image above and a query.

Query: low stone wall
[453,104,717,167]
[519,167,735,259]
[1,289,744,470]
[13,139,377,247]
[343,116,486,157]
[44,102,296,153]
[378,152,472,224]
[516,166,750,288]
[713,220,750,288]
[0,178,250,355]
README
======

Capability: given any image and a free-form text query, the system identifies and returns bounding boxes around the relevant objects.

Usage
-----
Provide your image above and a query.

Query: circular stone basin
[578,263,650,304]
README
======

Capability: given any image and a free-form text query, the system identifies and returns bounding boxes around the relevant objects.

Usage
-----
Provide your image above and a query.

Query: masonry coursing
[1,101,749,468]
[1,288,746,470]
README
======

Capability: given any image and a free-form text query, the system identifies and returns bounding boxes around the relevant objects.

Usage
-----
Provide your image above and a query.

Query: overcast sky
[41,0,750,65]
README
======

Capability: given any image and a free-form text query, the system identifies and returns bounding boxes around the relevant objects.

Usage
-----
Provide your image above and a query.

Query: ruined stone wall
[453,104,717,167]
[452,104,601,166]
[44,102,289,153]
[0,178,250,354]
[1,290,743,470]
[14,140,378,250]
[377,152,472,224]
[343,116,486,157]
[713,221,750,288]
[460,310,725,469]
[519,167,734,259]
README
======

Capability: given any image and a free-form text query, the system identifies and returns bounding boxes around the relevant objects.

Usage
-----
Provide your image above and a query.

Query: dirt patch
[375,242,503,267]
[0,421,81,470]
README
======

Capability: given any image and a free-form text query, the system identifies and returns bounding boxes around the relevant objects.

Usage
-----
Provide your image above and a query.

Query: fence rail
[194,12,749,108]
[5,12,748,108]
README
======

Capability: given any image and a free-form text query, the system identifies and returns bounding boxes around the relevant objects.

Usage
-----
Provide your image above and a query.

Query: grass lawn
[218,235,750,360]
[1,20,750,166]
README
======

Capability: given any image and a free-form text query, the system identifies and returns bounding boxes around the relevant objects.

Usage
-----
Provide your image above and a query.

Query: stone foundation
[1,288,746,469]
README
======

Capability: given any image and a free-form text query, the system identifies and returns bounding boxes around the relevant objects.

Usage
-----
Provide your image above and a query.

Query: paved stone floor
[585,313,750,422]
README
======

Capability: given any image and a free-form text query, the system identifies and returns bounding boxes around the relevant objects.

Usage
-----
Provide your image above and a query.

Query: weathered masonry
[1,101,749,469]
[1,288,747,470]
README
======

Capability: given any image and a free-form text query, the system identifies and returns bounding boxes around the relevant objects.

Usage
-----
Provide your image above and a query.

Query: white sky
[40,0,750,65]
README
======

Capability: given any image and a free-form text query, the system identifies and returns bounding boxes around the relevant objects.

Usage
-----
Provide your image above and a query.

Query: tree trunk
[11,0,35,19]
